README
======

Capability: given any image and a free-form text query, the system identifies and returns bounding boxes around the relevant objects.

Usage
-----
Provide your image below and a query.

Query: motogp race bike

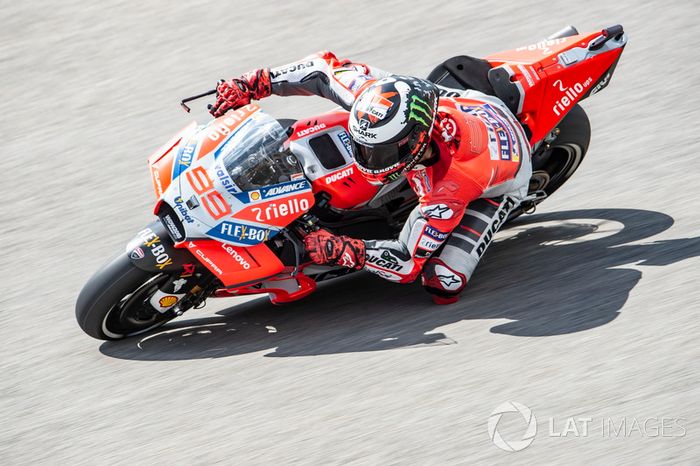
[76,24,627,340]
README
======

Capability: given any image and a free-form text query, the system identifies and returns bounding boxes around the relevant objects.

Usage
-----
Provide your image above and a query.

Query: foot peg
[519,190,548,214]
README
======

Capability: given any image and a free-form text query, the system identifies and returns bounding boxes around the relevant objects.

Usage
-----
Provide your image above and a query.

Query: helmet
[348,75,439,184]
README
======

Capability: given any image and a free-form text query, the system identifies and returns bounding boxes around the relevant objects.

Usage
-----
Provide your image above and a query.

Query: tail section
[485,25,628,144]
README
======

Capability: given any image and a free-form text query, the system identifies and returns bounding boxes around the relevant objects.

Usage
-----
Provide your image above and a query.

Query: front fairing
[156,105,315,246]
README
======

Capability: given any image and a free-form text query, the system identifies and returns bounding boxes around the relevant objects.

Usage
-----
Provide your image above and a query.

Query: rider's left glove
[209,69,272,117]
[304,229,366,270]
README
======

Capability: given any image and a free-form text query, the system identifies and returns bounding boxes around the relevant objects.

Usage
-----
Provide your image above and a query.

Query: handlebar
[180,89,217,113]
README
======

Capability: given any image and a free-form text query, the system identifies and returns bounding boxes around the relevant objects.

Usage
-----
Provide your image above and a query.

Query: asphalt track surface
[3,1,700,464]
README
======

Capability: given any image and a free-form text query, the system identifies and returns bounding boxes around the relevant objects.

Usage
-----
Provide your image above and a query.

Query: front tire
[76,255,176,340]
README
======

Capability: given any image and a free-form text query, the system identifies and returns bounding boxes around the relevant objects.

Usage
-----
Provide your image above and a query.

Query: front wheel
[76,255,177,340]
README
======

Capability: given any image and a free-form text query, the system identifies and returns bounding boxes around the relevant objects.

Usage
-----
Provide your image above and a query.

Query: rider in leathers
[210,51,532,304]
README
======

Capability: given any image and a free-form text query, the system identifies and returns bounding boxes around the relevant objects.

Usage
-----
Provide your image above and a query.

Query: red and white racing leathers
[261,51,532,297]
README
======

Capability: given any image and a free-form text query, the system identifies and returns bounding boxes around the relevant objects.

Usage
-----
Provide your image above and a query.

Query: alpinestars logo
[407,95,432,126]
[421,204,454,220]
[339,252,356,268]
[438,275,460,288]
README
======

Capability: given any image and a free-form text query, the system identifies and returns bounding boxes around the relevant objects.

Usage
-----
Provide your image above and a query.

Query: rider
[209,51,532,304]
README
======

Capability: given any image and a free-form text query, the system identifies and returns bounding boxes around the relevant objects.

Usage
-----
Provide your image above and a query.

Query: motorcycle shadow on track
[100,208,700,361]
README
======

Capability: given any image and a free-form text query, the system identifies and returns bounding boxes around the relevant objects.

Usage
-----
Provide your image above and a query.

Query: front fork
[148,273,197,314]
[126,220,218,315]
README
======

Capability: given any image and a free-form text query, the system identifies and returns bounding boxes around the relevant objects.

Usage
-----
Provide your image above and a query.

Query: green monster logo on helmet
[407,95,433,126]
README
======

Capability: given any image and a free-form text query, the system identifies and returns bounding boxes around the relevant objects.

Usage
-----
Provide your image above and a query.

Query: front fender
[125,221,198,274]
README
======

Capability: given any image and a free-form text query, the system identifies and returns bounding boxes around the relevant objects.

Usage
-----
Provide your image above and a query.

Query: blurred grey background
[2,0,700,463]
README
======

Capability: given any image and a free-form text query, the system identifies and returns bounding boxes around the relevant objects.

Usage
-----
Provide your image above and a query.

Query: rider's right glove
[304,229,366,270]
[208,69,272,117]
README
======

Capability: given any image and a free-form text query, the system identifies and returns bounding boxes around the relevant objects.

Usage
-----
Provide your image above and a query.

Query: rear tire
[534,103,591,197]
[508,104,591,224]
[76,255,176,340]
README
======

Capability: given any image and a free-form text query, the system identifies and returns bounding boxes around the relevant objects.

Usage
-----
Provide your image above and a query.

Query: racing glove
[304,229,366,270]
[209,69,272,117]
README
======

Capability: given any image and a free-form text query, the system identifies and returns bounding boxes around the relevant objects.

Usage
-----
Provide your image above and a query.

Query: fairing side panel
[289,110,380,209]
[149,122,197,198]
[125,221,197,274]
[486,28,627,143]
[183,239,284,287]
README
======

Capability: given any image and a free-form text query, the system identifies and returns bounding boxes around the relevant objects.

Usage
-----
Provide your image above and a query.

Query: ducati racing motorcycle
[76,25,627,340]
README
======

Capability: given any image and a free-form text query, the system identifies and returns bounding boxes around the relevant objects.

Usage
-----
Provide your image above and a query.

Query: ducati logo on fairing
[130,247,145,260]
[296,123,326,138]
[325,167,354,184]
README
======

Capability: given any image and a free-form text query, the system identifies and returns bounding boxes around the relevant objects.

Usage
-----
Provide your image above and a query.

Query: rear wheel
[532,104,591,197]
[508,104,591,223]
[76,255,177,340]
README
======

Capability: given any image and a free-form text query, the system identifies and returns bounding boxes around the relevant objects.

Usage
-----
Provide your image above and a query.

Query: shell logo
[249,190,261,202]
[159,295,178,308]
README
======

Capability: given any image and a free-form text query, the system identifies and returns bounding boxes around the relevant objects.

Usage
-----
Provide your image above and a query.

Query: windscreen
[220,112,303,191]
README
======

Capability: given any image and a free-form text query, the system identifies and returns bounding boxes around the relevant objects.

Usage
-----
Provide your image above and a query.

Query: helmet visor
[353,137,413,172]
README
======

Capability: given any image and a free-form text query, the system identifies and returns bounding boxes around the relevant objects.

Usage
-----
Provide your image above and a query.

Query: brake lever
[180,88,217,113]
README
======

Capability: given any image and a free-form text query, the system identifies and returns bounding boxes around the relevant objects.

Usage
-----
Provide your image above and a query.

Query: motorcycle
[76,24,627,340]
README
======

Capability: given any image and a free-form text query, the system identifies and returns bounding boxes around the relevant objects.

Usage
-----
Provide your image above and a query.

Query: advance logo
[234,179,310,204]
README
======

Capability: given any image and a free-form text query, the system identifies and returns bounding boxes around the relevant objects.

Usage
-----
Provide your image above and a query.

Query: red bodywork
[484,29,625,143]
[288,111,381,210]
[146,26,626,303]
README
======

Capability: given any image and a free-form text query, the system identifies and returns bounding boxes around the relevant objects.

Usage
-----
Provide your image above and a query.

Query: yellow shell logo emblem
[249,191,261,201]
[159,295,178,308]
